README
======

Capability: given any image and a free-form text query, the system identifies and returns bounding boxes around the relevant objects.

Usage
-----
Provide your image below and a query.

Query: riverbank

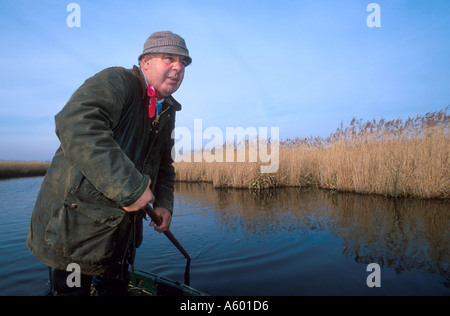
[175,109,449,199]
[0,161,50,179]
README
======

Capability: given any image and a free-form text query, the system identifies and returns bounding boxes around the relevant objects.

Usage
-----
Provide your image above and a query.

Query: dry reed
[174,108,449,199]
[0,161,50,179]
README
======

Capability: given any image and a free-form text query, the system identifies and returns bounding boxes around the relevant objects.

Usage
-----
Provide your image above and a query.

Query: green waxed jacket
[27,65,181,278]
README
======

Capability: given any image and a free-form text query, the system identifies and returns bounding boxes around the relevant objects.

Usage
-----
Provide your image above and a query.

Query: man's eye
[161,55,187,67]
[163,56,174,63]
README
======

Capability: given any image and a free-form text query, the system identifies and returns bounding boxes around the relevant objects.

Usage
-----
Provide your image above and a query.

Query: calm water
[0,177,448,296]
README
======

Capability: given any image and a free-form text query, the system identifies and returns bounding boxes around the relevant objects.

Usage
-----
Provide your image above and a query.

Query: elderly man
[27,31,191,296]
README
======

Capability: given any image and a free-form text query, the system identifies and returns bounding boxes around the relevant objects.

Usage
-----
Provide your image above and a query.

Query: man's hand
[150,207,172,233]
[123,179,154,212]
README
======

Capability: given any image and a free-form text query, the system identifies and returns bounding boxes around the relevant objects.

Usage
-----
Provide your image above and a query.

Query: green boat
[128,269,208,296]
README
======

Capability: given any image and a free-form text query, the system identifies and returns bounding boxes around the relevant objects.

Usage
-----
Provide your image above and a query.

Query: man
[27,31,192,295]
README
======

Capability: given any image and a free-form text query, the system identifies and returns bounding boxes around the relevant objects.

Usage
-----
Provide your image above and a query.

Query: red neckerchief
[147,85,162,119]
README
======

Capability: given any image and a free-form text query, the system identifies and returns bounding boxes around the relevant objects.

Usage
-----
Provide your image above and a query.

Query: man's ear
[140,55,151,70]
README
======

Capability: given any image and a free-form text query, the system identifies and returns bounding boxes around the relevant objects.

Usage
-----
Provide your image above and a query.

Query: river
[0,177,448,295]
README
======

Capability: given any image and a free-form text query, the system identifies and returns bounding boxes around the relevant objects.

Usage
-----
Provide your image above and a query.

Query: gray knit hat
[138,31,192,65]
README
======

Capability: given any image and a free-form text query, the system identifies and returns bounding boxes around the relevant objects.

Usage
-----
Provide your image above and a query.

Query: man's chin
[160,86,179,97]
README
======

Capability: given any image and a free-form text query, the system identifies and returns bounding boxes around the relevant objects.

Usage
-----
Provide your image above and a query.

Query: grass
[0,161,50,179]
[174,108,449,199]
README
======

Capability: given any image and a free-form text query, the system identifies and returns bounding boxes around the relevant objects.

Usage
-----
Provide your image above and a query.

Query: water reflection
[175,183,449,286]
[0,177,446,295]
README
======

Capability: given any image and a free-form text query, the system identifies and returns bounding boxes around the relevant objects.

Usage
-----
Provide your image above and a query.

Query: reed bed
[174,108,449,199]
[0,161,50,179]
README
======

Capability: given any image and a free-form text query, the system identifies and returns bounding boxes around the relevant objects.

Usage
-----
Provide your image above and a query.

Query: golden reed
[175,108,449,199]
[0,161,50,179]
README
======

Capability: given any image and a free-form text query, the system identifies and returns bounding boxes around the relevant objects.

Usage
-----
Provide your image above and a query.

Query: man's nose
[171,61,184,71]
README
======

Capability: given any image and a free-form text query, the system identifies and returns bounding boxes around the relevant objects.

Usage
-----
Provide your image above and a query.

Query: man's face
[141,54,187,98]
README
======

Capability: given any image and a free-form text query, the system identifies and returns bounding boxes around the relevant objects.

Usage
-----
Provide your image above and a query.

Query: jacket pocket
[45,192,126,264]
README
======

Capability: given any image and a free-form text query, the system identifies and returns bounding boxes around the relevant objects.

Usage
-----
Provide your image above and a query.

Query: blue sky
[1,0,449,161]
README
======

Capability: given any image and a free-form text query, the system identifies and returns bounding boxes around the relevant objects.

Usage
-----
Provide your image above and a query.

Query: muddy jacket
[27,66,180,278]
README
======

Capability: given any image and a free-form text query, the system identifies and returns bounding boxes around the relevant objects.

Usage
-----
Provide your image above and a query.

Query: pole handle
[142,204,191,261]
[143,204,162,226]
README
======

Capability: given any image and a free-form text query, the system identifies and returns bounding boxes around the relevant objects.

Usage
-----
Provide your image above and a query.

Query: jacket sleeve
[54,67,148,207]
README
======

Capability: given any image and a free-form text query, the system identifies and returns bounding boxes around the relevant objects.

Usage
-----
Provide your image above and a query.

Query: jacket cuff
[117,174,150,208]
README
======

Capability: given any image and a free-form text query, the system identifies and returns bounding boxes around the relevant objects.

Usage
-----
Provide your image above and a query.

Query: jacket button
[108,216,115,221]
[70,203,77,209]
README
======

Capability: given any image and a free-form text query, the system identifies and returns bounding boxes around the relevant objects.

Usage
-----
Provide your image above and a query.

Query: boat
[128,269,208,296]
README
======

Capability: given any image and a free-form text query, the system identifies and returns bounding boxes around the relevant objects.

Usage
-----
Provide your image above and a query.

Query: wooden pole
[142,204,191,261]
